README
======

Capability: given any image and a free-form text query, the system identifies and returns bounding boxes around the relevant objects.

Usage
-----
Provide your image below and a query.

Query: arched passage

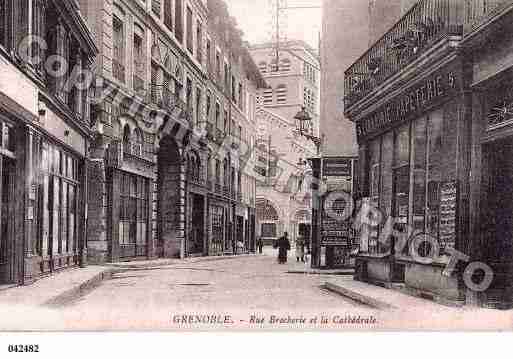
[256,198,282,243]
[157,135,184,258]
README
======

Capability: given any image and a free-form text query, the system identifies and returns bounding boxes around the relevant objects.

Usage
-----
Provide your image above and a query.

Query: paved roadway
[53,247,370,330]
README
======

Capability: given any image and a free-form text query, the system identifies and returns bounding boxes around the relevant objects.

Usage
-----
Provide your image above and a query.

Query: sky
[225,0,323,50]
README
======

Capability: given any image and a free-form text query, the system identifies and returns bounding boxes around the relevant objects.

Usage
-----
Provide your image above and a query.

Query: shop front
[0,119,16,286]
[352,61,469,303]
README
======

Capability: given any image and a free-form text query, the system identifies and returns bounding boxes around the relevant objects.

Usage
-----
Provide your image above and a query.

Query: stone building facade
[345,0,513,309]
[0,0,98,285]
[249,40,319,244]
[80,0,262,263]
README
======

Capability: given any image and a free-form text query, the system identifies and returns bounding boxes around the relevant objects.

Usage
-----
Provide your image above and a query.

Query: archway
[256,198,281,244]
[157,135,183,258]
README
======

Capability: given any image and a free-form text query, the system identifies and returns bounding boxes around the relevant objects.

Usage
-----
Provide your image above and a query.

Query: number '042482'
[7,345,39,353]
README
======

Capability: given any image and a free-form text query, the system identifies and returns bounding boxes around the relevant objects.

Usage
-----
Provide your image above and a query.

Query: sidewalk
[0,266,114,308]
[323,277,450,310]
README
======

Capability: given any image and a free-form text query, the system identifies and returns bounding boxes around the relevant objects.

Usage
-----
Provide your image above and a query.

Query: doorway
[188,194,204,256]
[481,137,513,262]
[0,157,14,284]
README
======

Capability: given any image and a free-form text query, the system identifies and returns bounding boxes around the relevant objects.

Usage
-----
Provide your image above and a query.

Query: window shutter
[164,0,172,30]
[152,0,161,17]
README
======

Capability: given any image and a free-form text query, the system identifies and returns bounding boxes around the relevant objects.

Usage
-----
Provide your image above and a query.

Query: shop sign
[321,193,353,246]
[323,157,352,177]
[357,68,458,139]
[439,180,458,249]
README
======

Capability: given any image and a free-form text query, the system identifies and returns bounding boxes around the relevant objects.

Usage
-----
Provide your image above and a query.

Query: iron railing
[463,0,513,35]
[344,0,463,108]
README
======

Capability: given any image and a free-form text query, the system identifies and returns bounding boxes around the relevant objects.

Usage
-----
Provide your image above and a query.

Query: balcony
[161,89,192,123]
[123,141,144,159]
[237,192,243,203]
[463,0,513,35]
[344,0,463,109]
[223,186,230,198]
[215,183,222,194]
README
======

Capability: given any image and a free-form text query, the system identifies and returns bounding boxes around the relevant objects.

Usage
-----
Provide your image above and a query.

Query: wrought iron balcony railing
[161,89,193,123]
[463,0,513,35]
[344,0,464,109]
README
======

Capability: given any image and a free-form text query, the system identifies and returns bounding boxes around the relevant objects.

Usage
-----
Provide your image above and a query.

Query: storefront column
[79,157,89,268]
[108,169,121,262]
[23,128,39,284]
[203,195,208,256]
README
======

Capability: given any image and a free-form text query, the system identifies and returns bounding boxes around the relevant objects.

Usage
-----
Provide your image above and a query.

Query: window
[231,75,236,103]
[258,61,267,74]
[196,21,202,63]
[367,138,381,253]
[206,39,211,71]
[195,88,201,126]
[223,110,228,133]
[39,142,79,257]
[151,64,161,104]
[152,0,161,17]
[261,224,277,238]
[186,77,192,110]
[224,62,229,89]
[238,83,243,109]
[186,6,193,53]
[215,103,220,129]
[175,0,183,42]
[216,51,221,78]
[206,92,211,122]
[0,0,7,48]
[276,84,287,104]
[164,0,173,30]
[211,205,224,254]
[133,31,145,93]
[119,172,149,251]
[215,159,221,184]
[113,15,125,83]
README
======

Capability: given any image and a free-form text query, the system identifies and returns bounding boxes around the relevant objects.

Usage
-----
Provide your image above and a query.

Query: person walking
[257,237,263,254]
[295,236,305,262]
[277,232,291,264]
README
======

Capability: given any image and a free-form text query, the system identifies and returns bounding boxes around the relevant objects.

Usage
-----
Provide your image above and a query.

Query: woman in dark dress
[277,232,291,264]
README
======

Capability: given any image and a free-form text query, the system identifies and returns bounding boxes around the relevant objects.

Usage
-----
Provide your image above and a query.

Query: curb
[110,254,257,270]
[43,268,116,308]
[287,270,354,275]
[322,281,395,310]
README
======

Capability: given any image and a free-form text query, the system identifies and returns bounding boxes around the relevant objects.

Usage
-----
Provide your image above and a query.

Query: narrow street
[55,249,367,330]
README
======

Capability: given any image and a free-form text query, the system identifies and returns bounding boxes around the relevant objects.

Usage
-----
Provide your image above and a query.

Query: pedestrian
[237,240,244,254]
[295,236,305,262]
[257,236,263,254]
[276,232,291,264]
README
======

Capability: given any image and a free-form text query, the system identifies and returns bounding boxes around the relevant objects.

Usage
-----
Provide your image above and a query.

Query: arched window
[122,124,131,154]
[133,127,143,156]
[276,84,287,104]
[112,118,121,139]
[258,61,267,74]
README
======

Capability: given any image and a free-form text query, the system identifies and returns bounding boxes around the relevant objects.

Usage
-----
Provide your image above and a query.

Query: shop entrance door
[188,194,204,255]
[0,157,14,284]
[481,138,513,262]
